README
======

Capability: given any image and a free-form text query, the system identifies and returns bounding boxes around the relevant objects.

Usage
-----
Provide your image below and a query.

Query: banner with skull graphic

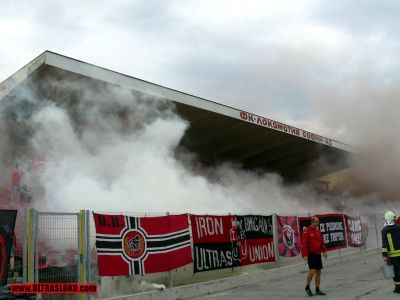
[277,215,301,257]
[93,213,192,276]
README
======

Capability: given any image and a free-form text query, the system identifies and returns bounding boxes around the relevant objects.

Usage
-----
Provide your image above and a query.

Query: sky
[1,0,400,146]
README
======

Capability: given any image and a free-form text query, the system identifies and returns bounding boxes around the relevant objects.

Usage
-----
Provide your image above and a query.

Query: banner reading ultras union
[236,215,275,265]
[94,213,192,276]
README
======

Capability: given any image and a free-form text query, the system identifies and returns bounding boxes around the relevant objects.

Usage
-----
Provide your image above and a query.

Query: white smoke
[306,80,400,204]
[29,105,308,214]
[2,80,330,215]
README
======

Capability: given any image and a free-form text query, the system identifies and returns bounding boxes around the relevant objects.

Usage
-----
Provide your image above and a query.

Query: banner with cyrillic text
[345,215,363,247]
[298,214,347,251]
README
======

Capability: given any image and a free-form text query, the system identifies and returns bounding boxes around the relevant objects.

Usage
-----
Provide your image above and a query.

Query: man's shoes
[315,289,327,296]
[305,286,313,296]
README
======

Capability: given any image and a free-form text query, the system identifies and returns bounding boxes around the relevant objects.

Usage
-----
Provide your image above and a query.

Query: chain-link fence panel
[37,212,80,300]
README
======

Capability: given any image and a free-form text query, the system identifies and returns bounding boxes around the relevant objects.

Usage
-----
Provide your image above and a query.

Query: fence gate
[23,209,91,300]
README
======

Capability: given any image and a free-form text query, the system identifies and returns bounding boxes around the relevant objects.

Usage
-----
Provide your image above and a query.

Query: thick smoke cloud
[0,78,336,215]
[309,81,400,202]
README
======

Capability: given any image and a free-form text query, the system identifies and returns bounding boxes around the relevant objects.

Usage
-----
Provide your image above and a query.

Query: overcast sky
[1,0,399,144]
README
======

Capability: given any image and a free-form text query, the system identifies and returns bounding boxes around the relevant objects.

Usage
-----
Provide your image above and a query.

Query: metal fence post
[272,213,281,267]
[85,210,91,300]
[78,210,85,300]
[374,213,380,248]
[29,209,35,283]
[23,208,28,283]
[166,212,173,288]
[35,210,39,283]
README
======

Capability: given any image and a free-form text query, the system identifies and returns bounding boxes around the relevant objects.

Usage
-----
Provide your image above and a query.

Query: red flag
[93,213,192,276]
[277,216,301,257]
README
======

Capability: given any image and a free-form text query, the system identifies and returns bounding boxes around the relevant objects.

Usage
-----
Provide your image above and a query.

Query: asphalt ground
[193,252,400,300]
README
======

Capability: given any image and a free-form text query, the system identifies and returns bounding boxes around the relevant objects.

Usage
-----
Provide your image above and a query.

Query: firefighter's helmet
[384,211,396,226]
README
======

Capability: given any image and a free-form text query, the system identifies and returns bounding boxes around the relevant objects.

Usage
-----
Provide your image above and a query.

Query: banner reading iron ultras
[191,215,275,273]
[277,216,301,257]
[345,215,363,247]
[93,213,192,276]
[299,214,347,251]
[191,215,239,272]
[0,210,17,287]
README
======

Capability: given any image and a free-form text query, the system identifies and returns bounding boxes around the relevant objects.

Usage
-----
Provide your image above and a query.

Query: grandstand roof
[0,51,354,180]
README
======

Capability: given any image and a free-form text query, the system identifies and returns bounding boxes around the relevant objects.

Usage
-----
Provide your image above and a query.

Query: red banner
[94,213,192,276]
[191,215,234,243]
[277,216,300,257]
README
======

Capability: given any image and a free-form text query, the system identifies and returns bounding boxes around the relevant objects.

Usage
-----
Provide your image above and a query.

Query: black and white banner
[299,214,347,251]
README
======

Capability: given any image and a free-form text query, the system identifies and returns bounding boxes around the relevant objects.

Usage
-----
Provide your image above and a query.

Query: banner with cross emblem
[93,213,192,276]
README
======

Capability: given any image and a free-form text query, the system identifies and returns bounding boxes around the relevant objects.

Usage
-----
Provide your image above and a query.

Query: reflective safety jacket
[382,224,400,257]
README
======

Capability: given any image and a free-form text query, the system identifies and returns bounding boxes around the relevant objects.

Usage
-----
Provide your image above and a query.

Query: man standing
[382,211,400,293]
[301,217,328,296]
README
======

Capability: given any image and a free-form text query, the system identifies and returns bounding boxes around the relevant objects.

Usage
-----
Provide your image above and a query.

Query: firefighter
[382,210,400,293]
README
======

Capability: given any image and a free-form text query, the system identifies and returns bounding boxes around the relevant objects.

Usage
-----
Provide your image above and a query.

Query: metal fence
[11,209,384,299]
[16,209,90,300]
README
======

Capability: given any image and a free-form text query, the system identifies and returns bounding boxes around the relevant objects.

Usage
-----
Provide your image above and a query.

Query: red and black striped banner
[93,213,192,276]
